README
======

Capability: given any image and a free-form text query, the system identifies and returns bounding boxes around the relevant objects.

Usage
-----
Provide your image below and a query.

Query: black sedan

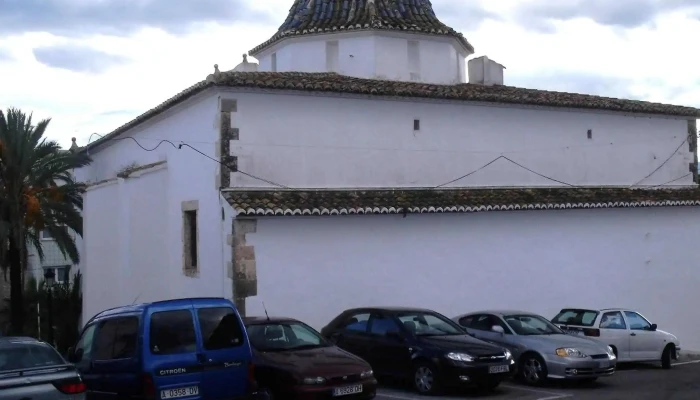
[320,307,515,395]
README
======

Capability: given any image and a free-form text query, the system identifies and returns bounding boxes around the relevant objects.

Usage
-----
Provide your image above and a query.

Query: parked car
[0,336,86,400]
[67,297,259,399]
[320,307,514,395]
[454,310,617,385]
[552,308,681,368]
[244,316,378,399]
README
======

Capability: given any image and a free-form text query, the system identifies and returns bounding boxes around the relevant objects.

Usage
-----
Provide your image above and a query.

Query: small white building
[76,0,700,351]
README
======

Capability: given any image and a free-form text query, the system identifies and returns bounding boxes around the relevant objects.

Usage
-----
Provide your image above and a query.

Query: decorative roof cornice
[222,187,700,216]
[249,0,474,56]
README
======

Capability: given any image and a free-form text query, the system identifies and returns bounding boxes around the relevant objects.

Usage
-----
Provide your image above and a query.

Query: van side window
[198,307,244,350]
[94,317,139,360]
[150,310,197,355]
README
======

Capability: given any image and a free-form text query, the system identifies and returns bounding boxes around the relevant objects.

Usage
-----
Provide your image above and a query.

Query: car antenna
[262,301,270,321]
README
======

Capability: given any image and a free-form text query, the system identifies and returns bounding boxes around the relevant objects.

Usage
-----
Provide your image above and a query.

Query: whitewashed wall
[255,32,469,84]
[245,207,700,351]
[77,90,234,323]
[226,92,694,189]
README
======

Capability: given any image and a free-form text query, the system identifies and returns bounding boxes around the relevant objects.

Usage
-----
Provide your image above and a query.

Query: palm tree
[0,108,91,335]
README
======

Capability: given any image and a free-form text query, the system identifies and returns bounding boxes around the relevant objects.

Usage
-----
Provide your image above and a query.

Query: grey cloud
[514,0,700,30]
[0,48,12,62]
[431,0,502,31]
[509,72,638,99]
[0,0,269,37]
[33,45,128,73]
[97,109,140,117]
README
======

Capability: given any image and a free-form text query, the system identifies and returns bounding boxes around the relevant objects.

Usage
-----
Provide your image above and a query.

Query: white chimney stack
[468,55,505,86]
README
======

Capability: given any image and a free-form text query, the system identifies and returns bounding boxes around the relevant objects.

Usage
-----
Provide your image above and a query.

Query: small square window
[40,229,53,240]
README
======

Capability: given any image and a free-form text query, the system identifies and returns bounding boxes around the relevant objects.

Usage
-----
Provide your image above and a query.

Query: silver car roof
[454,310,541,318]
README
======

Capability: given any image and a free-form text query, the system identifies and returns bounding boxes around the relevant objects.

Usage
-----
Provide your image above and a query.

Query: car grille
[475,354,507,363]
[590,354,609,359]
[327,373,363,385]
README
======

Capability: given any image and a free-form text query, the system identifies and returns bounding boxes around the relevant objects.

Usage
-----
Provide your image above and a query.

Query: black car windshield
[396,311,464,336]
[0,341,66,372]
[504,315,563,335]
[246,321,331,351]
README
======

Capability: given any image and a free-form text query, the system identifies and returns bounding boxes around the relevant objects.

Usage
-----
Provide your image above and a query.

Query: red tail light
[583,328,600,337]
[141,373,156,399]
[55,381,86,394]
[247,362,257,391]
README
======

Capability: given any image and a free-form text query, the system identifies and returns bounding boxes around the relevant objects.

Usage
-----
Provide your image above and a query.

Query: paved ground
[375,360,700,400]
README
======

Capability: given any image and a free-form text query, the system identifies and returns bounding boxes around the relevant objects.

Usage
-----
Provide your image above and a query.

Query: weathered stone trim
[231,218,257,316]
[219,99,239,188]
[689,119,698,183]
[182,200,200,278]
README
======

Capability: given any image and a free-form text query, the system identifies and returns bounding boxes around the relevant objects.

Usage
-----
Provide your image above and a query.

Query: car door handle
[630,333,636,336]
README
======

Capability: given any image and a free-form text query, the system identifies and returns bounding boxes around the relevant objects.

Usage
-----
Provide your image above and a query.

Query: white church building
[75,0,700,350]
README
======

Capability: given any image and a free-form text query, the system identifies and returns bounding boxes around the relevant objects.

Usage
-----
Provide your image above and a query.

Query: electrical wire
[629,139,688,187]
[648,173,694,188]
[86,133,289,189]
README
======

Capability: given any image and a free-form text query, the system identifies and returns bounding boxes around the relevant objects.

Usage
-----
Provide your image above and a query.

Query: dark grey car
[0,337,86,400]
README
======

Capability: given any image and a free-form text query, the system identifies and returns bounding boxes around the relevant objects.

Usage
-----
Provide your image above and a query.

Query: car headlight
[302,377,326,385]
[555,348,587,358]
[446,352,475,362]
[504,350,512,360]
[360,370,373,378]
[607,346,617,360]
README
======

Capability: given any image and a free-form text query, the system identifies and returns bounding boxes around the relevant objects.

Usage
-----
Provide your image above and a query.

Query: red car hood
[255,345,370,377]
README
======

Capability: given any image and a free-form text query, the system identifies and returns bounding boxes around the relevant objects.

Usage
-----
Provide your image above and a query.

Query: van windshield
[246,322,330,352]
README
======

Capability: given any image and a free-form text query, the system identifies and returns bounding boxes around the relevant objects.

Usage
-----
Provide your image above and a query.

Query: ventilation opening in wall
[271,52,277,72]
[587,129,592,139]
[414,119,420,131]
[326,40,339,72]
[183,209,198,270]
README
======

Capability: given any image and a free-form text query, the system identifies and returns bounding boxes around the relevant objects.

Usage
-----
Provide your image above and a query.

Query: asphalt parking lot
[375,360,700,400]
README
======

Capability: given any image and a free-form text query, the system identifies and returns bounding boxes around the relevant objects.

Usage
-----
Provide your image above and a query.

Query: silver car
[453,310,617,385]
[0,337,86,400]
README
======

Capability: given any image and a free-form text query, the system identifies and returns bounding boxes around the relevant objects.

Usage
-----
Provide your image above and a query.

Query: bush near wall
[1,272,82,354]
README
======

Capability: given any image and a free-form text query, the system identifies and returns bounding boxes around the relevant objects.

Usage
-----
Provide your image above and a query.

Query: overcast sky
[0,0,698,148]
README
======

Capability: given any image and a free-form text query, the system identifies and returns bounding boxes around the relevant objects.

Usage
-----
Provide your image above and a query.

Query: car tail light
[583,328,600,337]
[141,373,156,399]
[54,379,86,394]
[247,362,257,391]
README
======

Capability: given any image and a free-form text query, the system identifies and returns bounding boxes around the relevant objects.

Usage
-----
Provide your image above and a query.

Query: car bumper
[543,355,616,379]
[439,359,516,386]
[274,378,378,400]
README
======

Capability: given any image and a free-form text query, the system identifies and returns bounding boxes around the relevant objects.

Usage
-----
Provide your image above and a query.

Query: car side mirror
[649,324,657,331]
[491,325,505,335]
[68,347,83,363]
[386,331,404,341]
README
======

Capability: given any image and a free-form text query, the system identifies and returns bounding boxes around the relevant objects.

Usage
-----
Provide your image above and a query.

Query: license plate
[565,329,584,336]
[160,386,199,399]
[333,384,363,396]
[598,361,610,368]
[489,365,509,374]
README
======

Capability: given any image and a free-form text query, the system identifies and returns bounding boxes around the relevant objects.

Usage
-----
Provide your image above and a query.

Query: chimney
[468,55,505,86]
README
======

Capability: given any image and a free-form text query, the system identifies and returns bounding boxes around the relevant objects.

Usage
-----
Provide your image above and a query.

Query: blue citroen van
[68,297,257,399]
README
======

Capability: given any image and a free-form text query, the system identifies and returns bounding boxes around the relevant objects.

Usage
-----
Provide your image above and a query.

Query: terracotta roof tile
[84,72,700,153]
[222,187,700,216]
[249,0,474,55]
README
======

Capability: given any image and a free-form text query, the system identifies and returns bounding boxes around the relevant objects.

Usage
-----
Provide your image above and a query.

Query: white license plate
[598,361,610,368]
[489,365,509,374]
[333,384,363,396]
[565,330,584,336]
[160,386,199,399]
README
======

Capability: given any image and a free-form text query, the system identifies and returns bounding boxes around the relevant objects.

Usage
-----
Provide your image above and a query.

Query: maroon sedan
[244,316,377,399]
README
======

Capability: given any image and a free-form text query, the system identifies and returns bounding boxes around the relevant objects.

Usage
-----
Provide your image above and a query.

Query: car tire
[661,345,673,369]
[259,388,274,400]
[520,354,547,386]
[412,361,442,395]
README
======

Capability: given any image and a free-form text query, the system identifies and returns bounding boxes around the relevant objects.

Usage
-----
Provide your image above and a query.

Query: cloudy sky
[0,0,698,148]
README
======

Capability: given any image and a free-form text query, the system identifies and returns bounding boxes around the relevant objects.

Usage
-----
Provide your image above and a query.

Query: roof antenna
[262,301,270,321]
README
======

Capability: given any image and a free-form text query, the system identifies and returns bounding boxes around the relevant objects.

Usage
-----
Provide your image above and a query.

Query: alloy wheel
[414,366,434,393]
[522,357,544,384]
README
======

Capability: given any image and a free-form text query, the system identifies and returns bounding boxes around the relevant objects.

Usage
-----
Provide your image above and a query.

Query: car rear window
[552,309,599,327]
[198,307,245,350]
[150,310,197,355]
[0,342,65,371]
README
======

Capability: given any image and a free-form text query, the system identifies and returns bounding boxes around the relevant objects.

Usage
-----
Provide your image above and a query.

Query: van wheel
[413,361,442,395]
[661,345,673,369]
[520,354,547,386]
